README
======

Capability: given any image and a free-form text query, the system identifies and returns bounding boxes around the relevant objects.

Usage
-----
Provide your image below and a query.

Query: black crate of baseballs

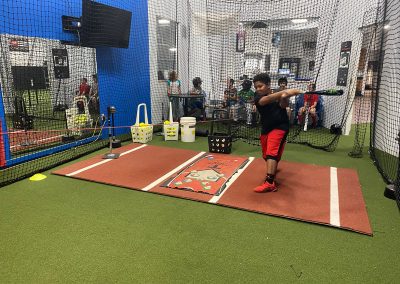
[208,109,232,154]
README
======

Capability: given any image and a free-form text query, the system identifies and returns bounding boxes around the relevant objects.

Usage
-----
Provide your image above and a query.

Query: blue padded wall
[0,0,150,165]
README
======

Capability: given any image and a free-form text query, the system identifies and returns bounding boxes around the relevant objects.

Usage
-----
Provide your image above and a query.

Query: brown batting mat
[53,143,372,235]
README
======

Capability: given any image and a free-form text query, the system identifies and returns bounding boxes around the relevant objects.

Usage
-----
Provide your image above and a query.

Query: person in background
[188,77,206,120]
[88,74,99,116]
[298,83,319,128]
[78,77,91,98]
[223,78,238,121]
[276,77,293,123]
[237,79,256,125]
[167,70,182,120]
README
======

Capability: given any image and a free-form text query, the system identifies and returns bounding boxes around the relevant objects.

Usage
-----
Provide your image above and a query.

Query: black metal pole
[108,114,112,154]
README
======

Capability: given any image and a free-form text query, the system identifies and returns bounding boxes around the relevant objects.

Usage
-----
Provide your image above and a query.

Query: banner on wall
[9,38,29,52]
[236,30,246,52]
[52,49,70,79]
[336,41,352,86]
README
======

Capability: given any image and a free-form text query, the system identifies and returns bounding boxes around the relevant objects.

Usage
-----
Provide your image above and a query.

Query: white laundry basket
[130,103,153,143]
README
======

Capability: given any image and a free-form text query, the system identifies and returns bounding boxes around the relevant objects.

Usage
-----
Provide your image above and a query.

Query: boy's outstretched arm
[257,89,303,106]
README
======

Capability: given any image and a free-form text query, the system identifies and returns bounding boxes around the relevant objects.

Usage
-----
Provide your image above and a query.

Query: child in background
[78,78,91,98]
[276,77,293,123]
[237,79,256,125]
[167,70,181,120]
[298,83,319,128]
[224,78,238,121]
[188,77,206,120]
[88,74,99,116]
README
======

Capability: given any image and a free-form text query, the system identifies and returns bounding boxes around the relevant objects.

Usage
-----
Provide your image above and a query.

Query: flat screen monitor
[81,0,132,48]
[12,66,48,90]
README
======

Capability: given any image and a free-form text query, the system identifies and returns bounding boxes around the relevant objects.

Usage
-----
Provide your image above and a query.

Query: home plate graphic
[163,154,249,195]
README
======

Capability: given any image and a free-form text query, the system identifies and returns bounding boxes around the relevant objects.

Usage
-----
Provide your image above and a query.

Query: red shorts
[260,129,288,161]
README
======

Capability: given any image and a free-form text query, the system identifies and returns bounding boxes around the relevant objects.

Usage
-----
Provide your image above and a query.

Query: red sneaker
[254,181,277,193]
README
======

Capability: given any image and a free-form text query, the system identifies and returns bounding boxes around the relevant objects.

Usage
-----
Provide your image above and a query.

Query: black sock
[265,174,275,184]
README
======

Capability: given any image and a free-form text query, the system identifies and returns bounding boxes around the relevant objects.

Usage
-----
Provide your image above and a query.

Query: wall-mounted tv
[12,66,48,90]
[81,0,132,48]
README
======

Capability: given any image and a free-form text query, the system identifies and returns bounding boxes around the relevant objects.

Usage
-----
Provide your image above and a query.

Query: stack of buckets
[163,102,196,142]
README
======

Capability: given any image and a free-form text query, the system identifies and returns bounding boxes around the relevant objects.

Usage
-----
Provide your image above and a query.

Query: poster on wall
[9,38,29,52]
[236,30,246,52]
[336,41,352,86]
[271,32,281,48]
[52,49,70,79]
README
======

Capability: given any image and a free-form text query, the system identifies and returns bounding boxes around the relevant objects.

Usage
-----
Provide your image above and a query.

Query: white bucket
[180,117,196,142]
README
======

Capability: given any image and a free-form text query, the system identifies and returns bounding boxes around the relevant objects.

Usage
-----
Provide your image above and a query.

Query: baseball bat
[304,89,344,96]
[303,106,309,132]
[161,102,165,121]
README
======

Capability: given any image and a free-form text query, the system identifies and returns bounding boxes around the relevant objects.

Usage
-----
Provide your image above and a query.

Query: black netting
[369,0,400,186]
[0,0,399,196]
[0,1,144,185]
[349,0,399,207]
[396,133,400,208]
[197,0,373,152]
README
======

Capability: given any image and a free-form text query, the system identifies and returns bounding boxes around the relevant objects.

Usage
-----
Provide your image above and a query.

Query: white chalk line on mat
[330,167,340,227]
[141,151,206,192]
[66,144,148,176]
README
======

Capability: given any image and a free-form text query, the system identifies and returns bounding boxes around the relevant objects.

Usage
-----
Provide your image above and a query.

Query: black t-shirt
[255,93,289,134]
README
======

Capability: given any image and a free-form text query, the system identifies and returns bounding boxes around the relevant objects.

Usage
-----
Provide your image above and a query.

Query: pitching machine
[103,106,120,159]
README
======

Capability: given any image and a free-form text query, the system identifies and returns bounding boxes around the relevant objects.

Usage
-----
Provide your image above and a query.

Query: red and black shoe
[254,180,277,193]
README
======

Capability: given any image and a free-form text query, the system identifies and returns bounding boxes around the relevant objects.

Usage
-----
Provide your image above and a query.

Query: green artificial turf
[0,127,399,283]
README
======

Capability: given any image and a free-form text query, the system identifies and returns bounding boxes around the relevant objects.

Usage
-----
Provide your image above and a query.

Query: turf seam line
[141,151,206,192]
[66,144,147,176]
[208,157,255,204]
[330,167,340,226]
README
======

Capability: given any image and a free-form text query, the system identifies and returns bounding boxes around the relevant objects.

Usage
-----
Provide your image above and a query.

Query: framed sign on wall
[336,41,352,86]
[9,37,29,52]
[236,30,246,52]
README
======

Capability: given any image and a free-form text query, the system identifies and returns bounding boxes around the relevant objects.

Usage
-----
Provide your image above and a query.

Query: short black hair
[278,77,288,85]
[192,77,202,87]
[309,83,316,90]
[229,78,234,85]
[253,73,271,86]
[241,79,252,90]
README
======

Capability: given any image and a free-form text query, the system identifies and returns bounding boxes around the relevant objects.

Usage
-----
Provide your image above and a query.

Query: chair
[205,99,225,119]
[294,94,324,127]
[13,95,34,130]
[185,95,206,121]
